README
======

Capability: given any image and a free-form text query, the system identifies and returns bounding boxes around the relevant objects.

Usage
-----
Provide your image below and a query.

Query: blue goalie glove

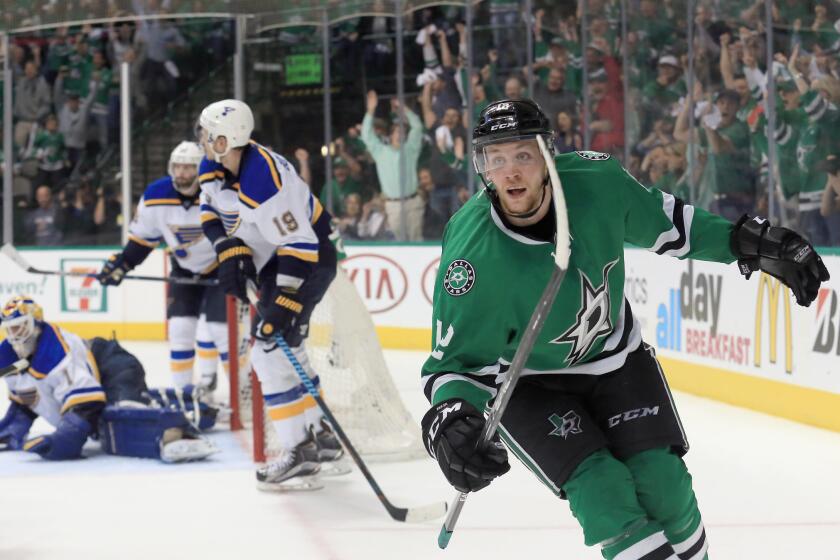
[0,402,35,451]
[23,411,93,460]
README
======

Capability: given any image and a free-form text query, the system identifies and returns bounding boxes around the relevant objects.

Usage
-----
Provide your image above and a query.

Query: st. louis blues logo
[169,225,205,259]
[221,106,235,116]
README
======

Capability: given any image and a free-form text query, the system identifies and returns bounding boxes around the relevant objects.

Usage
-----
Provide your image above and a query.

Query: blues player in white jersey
[97,141,230,393]
[0,296,216,462]
[196,99,343,488]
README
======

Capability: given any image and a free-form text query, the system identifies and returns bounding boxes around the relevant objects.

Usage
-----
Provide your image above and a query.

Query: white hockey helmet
[197,99,254,162]
[1,295,44,358]
[168,141,203,194]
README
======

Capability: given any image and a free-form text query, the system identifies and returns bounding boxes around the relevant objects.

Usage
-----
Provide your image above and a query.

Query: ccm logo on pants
[607,406,660,428]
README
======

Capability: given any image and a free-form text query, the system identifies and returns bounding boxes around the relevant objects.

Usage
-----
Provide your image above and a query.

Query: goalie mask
[1,295,44,358]
[196,99,254,163]
[472,99,555,219]
[168,141,203,196]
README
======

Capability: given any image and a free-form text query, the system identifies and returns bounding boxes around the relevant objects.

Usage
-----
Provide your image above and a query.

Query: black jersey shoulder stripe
[656,196,687,256]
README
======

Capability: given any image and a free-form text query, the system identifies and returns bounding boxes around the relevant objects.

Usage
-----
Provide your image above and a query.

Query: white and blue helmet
[197,99,254,162]
[1,295,44,358]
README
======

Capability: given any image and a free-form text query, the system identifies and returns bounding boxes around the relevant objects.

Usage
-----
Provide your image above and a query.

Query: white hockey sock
[169,316,198,388]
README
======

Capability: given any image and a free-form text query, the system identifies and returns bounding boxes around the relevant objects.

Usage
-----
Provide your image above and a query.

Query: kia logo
[422,257,441,305]
[341,254,408,313]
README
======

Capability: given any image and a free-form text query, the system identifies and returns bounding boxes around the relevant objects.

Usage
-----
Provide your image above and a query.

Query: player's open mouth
[506,187,527,198]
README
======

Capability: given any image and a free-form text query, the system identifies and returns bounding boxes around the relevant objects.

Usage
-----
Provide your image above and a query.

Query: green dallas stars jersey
[421,151,736,411]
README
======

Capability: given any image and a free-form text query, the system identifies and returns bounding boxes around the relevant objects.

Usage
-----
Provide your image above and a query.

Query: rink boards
[2,244,839,431]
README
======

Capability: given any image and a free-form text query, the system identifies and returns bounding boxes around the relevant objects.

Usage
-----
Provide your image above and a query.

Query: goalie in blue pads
[0,295,217,462]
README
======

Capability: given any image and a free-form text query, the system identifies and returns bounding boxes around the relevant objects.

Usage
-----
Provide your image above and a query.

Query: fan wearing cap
[642,55,686,110]
[97,141,229,395]
[420,99,829,560]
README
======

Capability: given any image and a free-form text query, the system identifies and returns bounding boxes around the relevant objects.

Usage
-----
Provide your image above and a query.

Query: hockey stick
[0,359,30,378]
[438,135,571,549]
[1,244,219,287]
[245,282,447,523]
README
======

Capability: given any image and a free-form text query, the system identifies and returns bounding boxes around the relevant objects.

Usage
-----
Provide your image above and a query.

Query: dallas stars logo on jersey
[443,259,476,296]
[551,259,618,364]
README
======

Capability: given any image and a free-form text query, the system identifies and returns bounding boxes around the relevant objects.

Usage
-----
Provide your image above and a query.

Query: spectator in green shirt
[319,158,364,217]
[29,114,68,194]
[361,90,425,241]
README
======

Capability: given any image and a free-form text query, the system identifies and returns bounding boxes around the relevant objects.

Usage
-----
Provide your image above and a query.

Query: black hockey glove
[215,237,256,302]
[731,215,830,306]
[98,253,132,286]
[255,287,302,342]
[421,398,510,493]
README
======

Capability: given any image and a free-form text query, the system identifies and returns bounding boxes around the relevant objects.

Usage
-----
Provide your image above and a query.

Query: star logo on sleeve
[551,259,618,365]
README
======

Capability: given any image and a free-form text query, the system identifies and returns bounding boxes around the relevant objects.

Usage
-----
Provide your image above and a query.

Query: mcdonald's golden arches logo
[754,273,793,374]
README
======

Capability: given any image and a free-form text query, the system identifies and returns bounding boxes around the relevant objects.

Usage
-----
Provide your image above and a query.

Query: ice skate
[312,418,352,477]
[256,435,323,491]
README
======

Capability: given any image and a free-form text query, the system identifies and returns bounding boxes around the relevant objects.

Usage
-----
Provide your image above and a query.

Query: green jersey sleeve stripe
[423,372,497,405]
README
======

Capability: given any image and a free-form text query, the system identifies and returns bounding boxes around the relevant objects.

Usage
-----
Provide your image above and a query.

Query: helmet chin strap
[498,172,550,220]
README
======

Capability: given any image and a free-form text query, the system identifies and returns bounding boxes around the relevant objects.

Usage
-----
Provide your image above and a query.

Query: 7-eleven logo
[60,259,107,313]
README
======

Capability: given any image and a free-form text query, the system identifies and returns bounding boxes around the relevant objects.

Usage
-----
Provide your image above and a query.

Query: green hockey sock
[624,448,709,559]
[563,449,676,559]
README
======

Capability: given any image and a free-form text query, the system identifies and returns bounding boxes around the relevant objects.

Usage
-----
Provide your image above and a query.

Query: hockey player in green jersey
[420,99,830,560]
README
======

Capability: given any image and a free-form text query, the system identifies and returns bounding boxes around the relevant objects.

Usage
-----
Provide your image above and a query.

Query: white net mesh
[230,268,425,462]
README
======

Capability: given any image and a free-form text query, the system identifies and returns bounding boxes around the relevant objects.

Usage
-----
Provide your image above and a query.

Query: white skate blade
[257,475,324,492]
[319,457,352,477]
[161,438,218,463]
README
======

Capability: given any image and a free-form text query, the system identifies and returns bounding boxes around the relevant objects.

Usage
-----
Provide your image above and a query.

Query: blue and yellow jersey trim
[238,142,284,209]
[142,177,179,206]
[198,157,226,185]
[60,386,106,414]
[128,234,162,248]
[29,323,69,379]
[277,242,320,264]
[308,193,324,225]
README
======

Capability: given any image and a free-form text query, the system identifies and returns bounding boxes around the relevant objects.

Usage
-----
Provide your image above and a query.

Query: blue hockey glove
[255,287,302,342]
[23,411,92,460]
[98,253,132,286]
[421,398,510,493]
[0,402,35,451]
[215,237,256,302]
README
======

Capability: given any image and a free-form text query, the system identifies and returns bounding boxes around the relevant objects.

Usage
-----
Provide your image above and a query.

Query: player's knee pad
[562,449,651,547]
[250,339,306,392]
[144,385,218,431]
[624,447,705,552]
[168,316,198,349]
[202,320,229,355]
[99,403,198,459]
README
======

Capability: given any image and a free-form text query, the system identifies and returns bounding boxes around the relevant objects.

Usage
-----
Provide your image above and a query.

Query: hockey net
[226,267,425,463]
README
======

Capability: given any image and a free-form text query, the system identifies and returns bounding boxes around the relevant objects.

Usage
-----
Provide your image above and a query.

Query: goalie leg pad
[99,404,212,460]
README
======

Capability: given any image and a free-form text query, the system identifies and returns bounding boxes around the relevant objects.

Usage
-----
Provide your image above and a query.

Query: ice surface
[2,343,839,559]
